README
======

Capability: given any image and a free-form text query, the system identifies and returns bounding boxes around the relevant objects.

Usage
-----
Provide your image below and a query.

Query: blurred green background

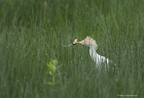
[0,0,144,98]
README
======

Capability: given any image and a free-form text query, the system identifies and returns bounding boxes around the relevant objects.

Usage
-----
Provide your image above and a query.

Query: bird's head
[72,36,98,50]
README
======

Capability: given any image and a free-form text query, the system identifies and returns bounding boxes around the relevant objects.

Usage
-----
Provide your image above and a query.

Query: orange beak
[75,42,81,44]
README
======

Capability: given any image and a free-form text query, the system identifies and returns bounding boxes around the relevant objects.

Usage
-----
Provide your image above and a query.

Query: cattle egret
[73,36,110,68]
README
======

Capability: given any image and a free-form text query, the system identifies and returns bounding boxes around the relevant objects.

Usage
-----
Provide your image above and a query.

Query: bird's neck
[89,46,108,67]
[89,46,100,64]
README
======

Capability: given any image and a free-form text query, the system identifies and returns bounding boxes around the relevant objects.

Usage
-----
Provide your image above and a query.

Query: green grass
[0,0,144,98]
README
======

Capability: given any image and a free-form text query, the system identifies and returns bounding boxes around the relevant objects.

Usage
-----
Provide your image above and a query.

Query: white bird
[73,36,110,68]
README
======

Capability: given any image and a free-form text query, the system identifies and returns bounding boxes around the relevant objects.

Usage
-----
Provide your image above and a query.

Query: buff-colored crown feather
[80,36,98,50]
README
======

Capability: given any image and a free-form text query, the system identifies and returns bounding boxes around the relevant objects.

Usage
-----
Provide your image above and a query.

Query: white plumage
[74,36,109,68]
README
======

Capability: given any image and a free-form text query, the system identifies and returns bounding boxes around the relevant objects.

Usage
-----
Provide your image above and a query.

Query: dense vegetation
[0,0,144,97]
